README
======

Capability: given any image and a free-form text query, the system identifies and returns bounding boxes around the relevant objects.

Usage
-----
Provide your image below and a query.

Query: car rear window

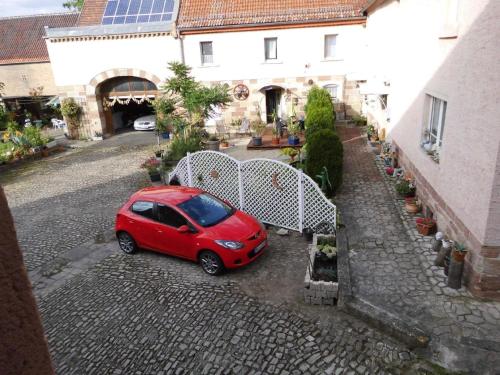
[178,194,233,227]
[131,201,155,220]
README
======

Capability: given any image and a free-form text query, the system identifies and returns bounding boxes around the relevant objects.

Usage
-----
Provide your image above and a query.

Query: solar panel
[101,0,176,25]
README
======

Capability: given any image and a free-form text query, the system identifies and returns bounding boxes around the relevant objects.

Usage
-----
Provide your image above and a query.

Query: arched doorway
[97,76,158,134]
[260,85,284,123]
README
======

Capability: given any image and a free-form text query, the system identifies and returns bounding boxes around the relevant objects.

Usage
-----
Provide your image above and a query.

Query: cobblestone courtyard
[336,126,500,374]
[1,132,421,374]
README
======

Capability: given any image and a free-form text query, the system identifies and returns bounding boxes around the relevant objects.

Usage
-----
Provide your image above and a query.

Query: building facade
[364,0,500,299]
[44,0,367,137]
[0,13,79,118]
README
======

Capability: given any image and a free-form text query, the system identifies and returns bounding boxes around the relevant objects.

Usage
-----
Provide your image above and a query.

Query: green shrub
[305,104,335,137]
[305,86,334,114]
[166,132,203,161]
[23,126,48,147]
[306,129,343,195]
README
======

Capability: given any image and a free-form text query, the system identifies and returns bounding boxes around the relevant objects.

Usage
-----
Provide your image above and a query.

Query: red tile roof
[0,12,79,65]
[178,0,367,30]
[78,0,108,26]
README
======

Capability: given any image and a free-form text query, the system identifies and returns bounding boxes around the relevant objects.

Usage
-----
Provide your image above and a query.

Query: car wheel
[117,232,137,254]
[199,251,224,276]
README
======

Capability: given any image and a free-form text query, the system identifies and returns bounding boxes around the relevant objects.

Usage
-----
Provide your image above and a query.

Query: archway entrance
[261,85,284,123]
[98,76,158,135]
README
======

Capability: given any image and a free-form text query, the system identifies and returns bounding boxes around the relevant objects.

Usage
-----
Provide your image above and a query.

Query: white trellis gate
[168,151,336,233]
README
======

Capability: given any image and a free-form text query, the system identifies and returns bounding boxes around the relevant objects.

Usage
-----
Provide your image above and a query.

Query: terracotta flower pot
[271,137,280,145]
[416,222,436,236]
[405,202,421,214]
[452,250,467,262]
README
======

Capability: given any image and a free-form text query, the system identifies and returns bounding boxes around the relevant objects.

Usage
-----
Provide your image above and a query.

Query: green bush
[23,126,48,147]
[166,132,203,161]
[305,104,335,137]
[305,86,334,114]
[306,129,343,195]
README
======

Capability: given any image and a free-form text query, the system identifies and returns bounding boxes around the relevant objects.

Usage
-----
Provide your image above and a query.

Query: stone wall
[0,62,58,98]
[395,142,500,300]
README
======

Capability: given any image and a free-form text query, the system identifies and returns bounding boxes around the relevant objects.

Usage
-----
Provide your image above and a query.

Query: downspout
[173,22,185,64]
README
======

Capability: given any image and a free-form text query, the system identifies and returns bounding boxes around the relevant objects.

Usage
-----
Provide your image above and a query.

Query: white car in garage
[133,115,156,131]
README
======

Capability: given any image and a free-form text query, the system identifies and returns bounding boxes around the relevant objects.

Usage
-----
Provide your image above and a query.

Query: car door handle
[157,230,163,234]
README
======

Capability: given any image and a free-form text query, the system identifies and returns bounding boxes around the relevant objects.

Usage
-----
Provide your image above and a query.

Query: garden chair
[237,117,251,135]
[216,120,230,139]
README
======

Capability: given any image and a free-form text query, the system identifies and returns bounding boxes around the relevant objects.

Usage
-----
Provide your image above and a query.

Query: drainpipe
[179,35,186,64]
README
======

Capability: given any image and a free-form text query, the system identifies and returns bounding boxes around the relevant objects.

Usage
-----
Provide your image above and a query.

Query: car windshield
[178,193,234,227]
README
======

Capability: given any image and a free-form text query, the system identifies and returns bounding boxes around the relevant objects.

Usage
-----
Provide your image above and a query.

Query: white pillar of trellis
[298,170,305,233]
[237,164,245,210]
[186,152,193,187]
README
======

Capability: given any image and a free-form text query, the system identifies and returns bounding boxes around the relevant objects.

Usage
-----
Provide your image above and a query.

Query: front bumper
[222,235,268,269]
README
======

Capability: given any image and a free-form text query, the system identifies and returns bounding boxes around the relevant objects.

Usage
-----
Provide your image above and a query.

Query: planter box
[304,233,338,305]
[46,140,58,149]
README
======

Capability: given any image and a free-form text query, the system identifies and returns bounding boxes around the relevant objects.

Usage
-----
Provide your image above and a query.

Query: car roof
[132,186,203,205]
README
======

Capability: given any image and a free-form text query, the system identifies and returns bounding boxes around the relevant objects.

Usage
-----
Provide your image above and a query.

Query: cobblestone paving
[3,131,431,374]
[335,126,500,373]
[1,132,157,270]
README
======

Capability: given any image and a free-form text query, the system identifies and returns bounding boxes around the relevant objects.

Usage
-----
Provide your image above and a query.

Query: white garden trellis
[168,151,336,233]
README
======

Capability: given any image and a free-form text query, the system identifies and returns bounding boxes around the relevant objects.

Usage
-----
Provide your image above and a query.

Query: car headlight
[215,240,244,250]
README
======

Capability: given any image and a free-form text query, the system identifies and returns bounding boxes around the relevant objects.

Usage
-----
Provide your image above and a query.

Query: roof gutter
[178,17,366,35]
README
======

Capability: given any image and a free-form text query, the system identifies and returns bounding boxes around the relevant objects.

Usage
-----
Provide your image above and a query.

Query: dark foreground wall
[0,186,53,375]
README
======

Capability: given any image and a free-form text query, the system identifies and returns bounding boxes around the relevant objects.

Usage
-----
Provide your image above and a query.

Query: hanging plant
[61,98,82,138]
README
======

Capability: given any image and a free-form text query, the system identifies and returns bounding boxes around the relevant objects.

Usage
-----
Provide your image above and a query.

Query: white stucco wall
[46,35,182,87]
[367,0,500,246]
[182,24,366,83]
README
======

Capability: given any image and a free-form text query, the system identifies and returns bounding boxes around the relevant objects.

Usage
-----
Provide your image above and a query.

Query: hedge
[306,128,343,195]
[305,104,335,137]
[306,86,334,114]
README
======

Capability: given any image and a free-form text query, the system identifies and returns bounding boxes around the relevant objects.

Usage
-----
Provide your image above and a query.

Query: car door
[128,201,158,250]
[152,203,197,259]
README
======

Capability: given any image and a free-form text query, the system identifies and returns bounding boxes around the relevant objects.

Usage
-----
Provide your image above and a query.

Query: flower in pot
[366,124,375,140]
[141,157,162,182]
[271,128,280,145]
[251,120,266,146]
[416,217,436,236]
[287,119,300,146]
[206,134,220,151]
[404,197,421,214]
[280,147,299,163]
[452,242,468,262]
[385,167,394,175]
[220,137,229,148]
[395,179,416,197]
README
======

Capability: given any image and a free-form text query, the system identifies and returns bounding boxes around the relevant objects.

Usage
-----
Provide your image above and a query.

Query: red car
[115,186,268,275]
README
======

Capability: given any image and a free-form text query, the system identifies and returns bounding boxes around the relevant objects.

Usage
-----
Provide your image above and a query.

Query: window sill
[420,144,441,164]
[321,58,343,62]
[198,64,220,68]
[262,60,283,65]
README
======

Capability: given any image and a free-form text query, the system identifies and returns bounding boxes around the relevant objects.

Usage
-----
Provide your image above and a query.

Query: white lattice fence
[168,151,336,233]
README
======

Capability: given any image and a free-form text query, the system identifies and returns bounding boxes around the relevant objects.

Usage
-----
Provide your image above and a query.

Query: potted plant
[206,134,220,151]
[141,157,162,182]
[287,119,300,146]
[220,137,229,148]
[395,179,416,197]
[271,128,280,145]
[416,217,436,236]
[404,197,421,214]
[280,147,299,163]
[251,120,266,146]
[452,243,468,262]
[367,124,374,141]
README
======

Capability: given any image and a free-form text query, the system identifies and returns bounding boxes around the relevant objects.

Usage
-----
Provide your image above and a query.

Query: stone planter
[304,233,338,305]
[46,140,58,149]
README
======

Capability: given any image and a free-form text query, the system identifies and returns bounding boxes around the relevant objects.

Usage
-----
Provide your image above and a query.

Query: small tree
[61,98,82,139]
[306,129,343,196]
[305,86,334,114]
[63,0,84,11]
[305,104,335,137]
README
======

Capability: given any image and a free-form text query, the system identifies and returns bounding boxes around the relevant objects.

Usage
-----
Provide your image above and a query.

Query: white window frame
[264,37,278,61]
[323,84,339,102]
[200,41,214,65]
[324,34,337,59]
[424,95,447,150]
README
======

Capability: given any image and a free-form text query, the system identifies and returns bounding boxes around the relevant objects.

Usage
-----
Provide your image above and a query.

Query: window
[178,194,234,227]
[423,95,447,149]
[200,41,214,65]
[131,201,155,220]
[264,38,278,61]
[323,84,338,101]
[324,35,337,59]
[157,204,187,228]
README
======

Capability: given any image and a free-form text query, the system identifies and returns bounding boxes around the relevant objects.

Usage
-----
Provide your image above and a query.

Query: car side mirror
[177,225,190,233]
